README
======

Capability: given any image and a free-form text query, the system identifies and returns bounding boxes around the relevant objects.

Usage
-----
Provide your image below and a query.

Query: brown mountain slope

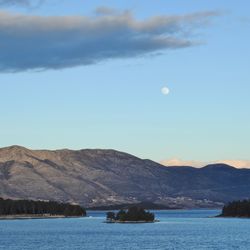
[0,146,250,208]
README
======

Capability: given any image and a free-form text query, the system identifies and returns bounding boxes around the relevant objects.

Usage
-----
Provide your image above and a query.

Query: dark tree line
[221,200,250,217]
[0,198,86,217]
[107,206,155,222]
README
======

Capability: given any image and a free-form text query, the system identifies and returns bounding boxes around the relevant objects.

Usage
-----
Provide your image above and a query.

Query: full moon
[161,86,170,95]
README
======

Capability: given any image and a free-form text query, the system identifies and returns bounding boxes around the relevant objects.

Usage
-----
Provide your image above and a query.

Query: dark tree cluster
[0,198,86,217]
[106,206,155,222]
[221,200,250,217]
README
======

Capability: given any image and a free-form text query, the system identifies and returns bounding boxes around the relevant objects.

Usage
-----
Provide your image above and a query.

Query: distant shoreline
[87,207,221,211]
[0,214,84,221]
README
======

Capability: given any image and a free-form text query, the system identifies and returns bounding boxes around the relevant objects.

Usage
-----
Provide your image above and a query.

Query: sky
[0,0,249,166]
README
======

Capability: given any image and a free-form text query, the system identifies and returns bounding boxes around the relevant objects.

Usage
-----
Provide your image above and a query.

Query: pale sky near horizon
[0,0,249,164]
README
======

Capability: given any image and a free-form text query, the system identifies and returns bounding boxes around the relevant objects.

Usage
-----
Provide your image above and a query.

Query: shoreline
[105,219,160,224]
[216,215,250,219]
[0,215,85,221]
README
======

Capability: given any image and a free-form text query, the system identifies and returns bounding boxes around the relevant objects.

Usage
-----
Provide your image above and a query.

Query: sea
[1,210,250,250]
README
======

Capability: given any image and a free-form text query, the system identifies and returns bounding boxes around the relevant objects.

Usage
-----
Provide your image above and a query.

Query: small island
[106,206,157,223]
[0,197,86,219]
[219,199,250,218]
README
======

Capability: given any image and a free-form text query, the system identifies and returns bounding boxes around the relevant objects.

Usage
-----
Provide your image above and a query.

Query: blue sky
[0,0,249,164]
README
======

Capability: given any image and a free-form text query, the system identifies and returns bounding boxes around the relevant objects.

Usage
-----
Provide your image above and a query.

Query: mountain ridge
[1,145,250,208]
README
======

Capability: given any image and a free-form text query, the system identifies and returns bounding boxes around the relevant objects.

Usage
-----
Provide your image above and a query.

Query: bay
[0,210,250,250]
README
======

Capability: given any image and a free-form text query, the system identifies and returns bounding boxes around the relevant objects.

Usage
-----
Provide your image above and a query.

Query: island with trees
[0,197,86,219]
[219,199,250,218]
[106,206,156,223]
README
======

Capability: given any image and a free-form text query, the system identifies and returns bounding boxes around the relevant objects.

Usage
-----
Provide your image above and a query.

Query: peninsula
[219,200,250,218]
[0,198,86,220]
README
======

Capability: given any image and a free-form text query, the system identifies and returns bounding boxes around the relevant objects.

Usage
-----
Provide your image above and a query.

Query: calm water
[1,210,250,250]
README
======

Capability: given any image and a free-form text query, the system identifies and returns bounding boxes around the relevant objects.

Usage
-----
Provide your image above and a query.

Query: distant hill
[88,201,178,210]
[0,146,250,208]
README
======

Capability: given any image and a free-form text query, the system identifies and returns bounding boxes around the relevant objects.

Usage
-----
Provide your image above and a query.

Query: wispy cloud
[160,158,250,169]
[94,6,119,16]
[0,0,27,6]
[0,8,219,72]
[0,0,43,6]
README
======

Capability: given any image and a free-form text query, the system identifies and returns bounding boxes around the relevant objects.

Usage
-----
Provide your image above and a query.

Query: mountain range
[1,145,250,208]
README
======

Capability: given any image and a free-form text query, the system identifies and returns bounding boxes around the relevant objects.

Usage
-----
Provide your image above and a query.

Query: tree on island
[116,209,127,221]
[106,206,155,222]
[221,199,250,217]
[106,211,116,221]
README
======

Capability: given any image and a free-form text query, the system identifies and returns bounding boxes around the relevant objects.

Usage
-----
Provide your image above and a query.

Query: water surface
[1,210,249,249]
